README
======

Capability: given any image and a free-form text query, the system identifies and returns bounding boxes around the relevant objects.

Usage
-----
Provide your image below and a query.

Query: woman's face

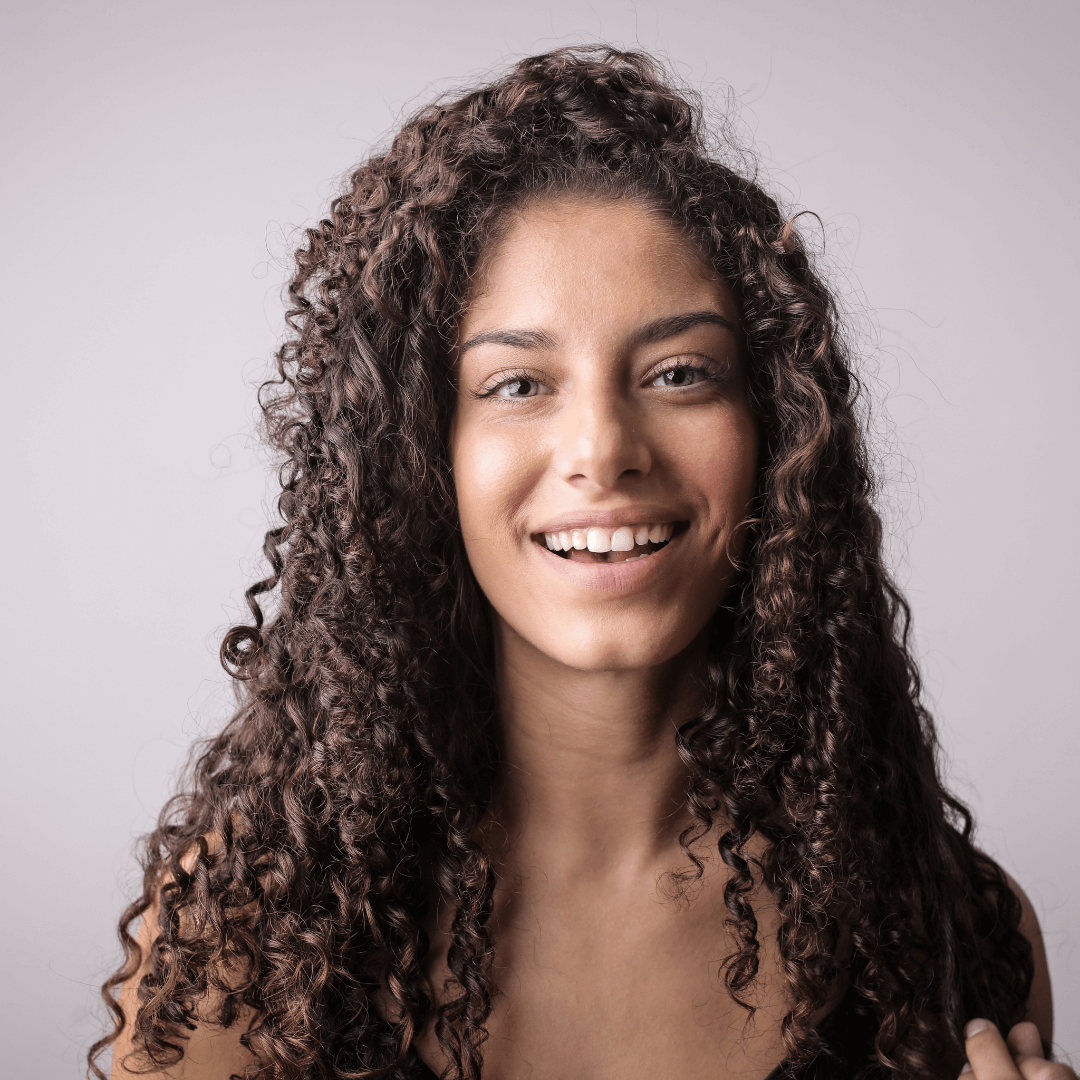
[451,197,758,672]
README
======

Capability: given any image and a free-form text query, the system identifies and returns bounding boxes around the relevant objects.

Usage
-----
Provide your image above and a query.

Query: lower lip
[532,538,674,594]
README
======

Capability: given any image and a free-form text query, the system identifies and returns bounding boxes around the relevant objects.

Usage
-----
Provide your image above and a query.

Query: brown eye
[493,376,552,399]
[650,363,712,388]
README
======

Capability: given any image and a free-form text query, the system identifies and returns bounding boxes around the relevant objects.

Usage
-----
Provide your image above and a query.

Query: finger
[1017,1059,1076,1080]
[1007,1022,1044,1062]
[965,1019,1022,1080]
[1005,1023,1079,1080]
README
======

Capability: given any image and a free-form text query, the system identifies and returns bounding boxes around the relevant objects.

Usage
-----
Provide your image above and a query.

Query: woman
[92,47,1068,1080]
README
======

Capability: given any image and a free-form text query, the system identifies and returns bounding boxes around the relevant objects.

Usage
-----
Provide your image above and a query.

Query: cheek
[664,407,758,523]
[451,421,542,540]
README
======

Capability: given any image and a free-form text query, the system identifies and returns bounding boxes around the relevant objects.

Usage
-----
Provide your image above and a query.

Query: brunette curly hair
[91,45,1033,1080]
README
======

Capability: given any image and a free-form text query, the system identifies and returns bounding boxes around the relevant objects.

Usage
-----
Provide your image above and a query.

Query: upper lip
[532,508,687,534]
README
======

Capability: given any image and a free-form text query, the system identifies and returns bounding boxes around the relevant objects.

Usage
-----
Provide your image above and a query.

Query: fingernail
[960,1064,973,1074]
[965,1019,994,1038]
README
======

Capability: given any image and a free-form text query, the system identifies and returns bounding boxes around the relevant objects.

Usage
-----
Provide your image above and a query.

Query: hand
[962,1018,1075,1080]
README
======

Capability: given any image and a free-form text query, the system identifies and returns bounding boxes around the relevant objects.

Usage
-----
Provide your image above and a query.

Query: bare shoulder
[111,844,259,1079]
[1000,868,1054,1044]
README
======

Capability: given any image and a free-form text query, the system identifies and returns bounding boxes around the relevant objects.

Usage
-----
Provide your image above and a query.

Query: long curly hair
[91,45,1033,1080]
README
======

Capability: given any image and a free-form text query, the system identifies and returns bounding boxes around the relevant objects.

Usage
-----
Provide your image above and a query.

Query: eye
[483,372,554,400]
[648,358,720,389]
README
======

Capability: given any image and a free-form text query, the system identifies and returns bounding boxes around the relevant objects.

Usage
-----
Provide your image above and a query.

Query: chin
[529,619,699,674]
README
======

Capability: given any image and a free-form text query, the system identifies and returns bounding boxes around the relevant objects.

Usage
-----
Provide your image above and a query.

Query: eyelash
[475,369,549,399]
[475,355,725,400]
[649,355,724,387]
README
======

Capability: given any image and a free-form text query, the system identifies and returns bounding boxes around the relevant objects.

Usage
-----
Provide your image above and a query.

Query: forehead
[460,197,735,340]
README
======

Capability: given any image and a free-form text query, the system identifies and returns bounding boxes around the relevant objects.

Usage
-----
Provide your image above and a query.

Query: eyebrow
[626,311,739,349]
[456,310,738,357]
[457,327,558,356]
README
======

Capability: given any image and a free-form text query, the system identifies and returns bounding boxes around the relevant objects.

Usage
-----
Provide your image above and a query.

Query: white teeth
[541,522,676,553]
[586,527,612,553]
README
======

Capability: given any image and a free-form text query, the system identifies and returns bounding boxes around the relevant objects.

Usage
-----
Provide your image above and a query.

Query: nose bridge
[556,365,650,488]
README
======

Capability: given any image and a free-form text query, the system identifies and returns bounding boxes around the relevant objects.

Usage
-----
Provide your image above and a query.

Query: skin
[433,196,773,1079]
[111,198,1062,1080]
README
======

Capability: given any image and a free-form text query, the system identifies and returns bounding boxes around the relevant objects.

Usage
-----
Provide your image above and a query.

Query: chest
[414,869,792,1080]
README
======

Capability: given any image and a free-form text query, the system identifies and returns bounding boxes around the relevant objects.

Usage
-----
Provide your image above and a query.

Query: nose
[553,379,652,491]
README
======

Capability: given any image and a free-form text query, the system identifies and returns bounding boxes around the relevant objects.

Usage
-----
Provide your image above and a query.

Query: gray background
[2,1,1077,1075]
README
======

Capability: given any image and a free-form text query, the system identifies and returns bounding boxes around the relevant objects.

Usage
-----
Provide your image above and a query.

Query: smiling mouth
[534,522,684,564]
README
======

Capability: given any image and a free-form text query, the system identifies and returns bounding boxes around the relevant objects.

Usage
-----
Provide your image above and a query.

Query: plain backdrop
[2,1,1077,1075]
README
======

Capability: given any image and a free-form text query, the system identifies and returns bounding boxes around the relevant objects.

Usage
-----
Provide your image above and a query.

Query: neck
[490,619,706,880]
